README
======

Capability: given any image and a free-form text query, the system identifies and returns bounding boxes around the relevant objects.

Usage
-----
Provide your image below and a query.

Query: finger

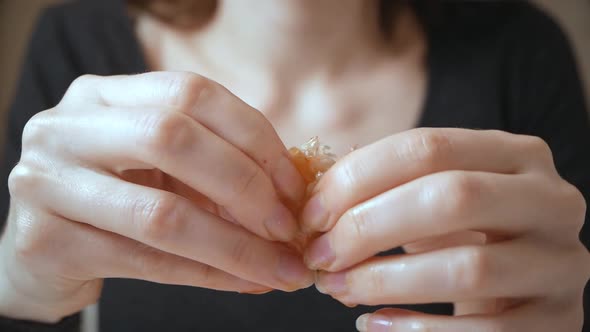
[314,241,579,306]
[301,128,556,233]
[13,165,314,291]
[356,300,580,332]
[30,106,297,242]
[356,308,496,332]
[15,211,269,293]
[304,171,572,271]
[61,72,305,205]
[403,231,487,254]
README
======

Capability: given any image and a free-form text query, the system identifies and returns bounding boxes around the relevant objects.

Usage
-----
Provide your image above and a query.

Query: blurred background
[1,0,589,142]
[0,2,588,331]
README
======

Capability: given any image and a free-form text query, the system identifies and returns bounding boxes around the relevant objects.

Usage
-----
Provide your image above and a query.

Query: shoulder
[432,2,563,34]
[432,1,571,54]
[436,3,588,137]
[419,1,586,132]
[37,0,128,29]
[30,0,143,76]
[425,1,579,93]
[9,0,143,126]
[32,0,123,48]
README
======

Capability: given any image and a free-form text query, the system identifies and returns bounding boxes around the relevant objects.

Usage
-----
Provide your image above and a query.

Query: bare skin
[0,1,588,331]
[135,0,427,155]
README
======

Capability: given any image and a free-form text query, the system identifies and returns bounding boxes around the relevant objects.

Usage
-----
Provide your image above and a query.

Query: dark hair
[128,0,427,39]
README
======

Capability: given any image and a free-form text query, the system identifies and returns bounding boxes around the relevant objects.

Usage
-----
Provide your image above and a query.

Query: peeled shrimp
[288,137,337,252]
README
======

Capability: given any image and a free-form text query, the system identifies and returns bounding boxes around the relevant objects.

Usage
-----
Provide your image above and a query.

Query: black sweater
[1,1,589,331]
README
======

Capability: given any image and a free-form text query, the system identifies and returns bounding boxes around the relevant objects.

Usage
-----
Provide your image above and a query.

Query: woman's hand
[0,72,312,323]
[301,128,590,331]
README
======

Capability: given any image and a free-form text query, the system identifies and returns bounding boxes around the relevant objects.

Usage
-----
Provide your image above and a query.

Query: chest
[136,24,427,156]
[265,72,427,156]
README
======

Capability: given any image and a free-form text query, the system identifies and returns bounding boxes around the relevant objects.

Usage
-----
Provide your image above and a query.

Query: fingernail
[243,288,273,295]
[315,271,348,296]
[272,155,305,206]
[343,301,358,308]
[304,235,335,270]
[277,250,314,290]
[265,203,297,242]
[356,314,370,331]
[301,194,328,232]
[358,314,392,332]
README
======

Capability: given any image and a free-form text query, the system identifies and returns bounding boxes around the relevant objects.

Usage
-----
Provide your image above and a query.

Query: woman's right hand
[0,72,312,323]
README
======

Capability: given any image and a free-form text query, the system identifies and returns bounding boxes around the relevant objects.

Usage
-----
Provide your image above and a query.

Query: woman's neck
[199,0,385,80]
[138,1,423,111]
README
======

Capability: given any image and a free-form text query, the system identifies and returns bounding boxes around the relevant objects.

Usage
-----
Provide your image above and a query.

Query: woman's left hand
[300,128,590,332]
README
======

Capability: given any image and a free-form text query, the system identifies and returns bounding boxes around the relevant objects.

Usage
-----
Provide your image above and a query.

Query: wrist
[0,225,65,324]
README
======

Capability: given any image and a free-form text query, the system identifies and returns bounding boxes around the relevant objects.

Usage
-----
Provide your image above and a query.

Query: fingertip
[272,154,307,208]
[303,234,336,270]
[356,314,370,331]
[343,301,358,308]
[362,313,394,332]
[314,270,348,296]
[240,288,274,295]
[276,249,315,291]
[300,193,330,233]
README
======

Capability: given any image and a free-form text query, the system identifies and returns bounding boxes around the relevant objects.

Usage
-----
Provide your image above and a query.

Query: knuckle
[520,135,554,166]
[141,112,195,157]
[561,183,587,227]
[522,135,552,155]
[8,163,44,199]
[430,172,481,224]
[405,128,453,166]
[135,195,186,242]
[166,72,211,109]
[449,247,490,293]
[66,74,97,99]
[21,112,52,148]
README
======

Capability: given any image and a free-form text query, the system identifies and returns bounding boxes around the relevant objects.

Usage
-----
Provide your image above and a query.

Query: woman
[0,0,589,331]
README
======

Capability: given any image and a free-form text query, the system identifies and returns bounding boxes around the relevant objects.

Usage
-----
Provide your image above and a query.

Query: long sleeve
[503,5,590,247]
[0,7,81,331]
[0,1,146,330]
[0,314,80,332]
[0,5,82,229]
[502,5,590,331]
